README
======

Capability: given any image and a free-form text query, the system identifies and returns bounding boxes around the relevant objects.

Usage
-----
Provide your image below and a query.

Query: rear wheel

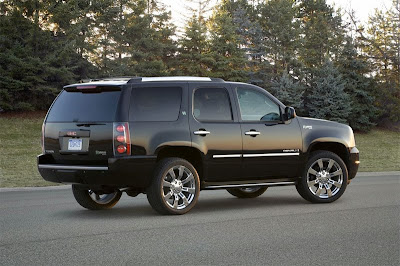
[72,185,122,210]
[226,186,268,198]
[147,158,200,215]
[296,151,348,203]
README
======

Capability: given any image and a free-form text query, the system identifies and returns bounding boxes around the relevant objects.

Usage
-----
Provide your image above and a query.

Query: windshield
[46,90,121,122]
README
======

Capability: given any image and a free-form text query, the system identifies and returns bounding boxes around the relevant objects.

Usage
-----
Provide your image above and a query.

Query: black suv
[38,77,359,214]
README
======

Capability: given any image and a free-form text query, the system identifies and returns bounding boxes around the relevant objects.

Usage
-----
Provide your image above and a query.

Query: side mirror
[284,106,296,120]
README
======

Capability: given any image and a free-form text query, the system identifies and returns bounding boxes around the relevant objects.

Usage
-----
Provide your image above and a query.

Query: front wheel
[72,185,122,210]
[227,186,268,198]
[296,151,348,203]
[147,158,200,215]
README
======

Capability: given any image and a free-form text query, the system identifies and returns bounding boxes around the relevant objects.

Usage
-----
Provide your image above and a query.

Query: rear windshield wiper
[76,123,106,127]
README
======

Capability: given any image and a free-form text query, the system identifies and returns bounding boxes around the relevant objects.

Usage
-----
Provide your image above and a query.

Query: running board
[202,179,297,190]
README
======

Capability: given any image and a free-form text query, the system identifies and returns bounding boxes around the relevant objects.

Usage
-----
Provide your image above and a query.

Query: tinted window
[193,88,233,121]
[130,87,182,122]
[236,87,281,121]
[47,90,121,122]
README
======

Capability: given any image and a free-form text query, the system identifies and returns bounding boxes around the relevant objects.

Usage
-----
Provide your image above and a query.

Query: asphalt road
[1,174,399,266]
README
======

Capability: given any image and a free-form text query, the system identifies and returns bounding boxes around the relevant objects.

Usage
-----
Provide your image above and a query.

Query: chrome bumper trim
[38,164,108,171]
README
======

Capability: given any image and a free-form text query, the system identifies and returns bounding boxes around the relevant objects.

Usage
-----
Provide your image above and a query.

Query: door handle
[245,130,260,136]
[194,130,210,135]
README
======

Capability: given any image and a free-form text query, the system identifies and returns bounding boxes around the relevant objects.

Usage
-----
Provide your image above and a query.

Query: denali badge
[95,151,107,155]
[283,149,299,153]
[303,125,312,130]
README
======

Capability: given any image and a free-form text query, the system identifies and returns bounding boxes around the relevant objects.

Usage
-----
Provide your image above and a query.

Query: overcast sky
[161,0,394,32]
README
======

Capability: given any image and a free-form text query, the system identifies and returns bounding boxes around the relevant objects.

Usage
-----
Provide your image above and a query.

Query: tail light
[41,122,45,154]
[113,122,131,156]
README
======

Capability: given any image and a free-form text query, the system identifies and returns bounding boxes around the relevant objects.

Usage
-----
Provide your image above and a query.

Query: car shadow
[54,194,307,220]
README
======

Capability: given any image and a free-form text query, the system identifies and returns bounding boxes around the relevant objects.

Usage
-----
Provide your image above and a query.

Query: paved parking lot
[1,173,399,265]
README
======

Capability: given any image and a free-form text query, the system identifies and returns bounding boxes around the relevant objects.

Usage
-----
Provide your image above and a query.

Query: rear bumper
[348,147,359,180]
[37,154,156,188]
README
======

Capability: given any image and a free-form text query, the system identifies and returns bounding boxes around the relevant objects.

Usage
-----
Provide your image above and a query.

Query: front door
[188,83,242,181]
[234,85,302,179]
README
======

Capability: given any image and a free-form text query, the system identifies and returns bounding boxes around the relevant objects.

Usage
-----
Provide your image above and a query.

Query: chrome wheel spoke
[330,169,343,177]
[325,184,332,197]
[308,168,318,176]
[317,159,324,171]
[308,179,319,187]
[182,173,194,185]
[163,180,172,188]
[164,191,173,201]
[182,187,195,194]
[168,169,176,179]
[179,193,189,206]
[328,179,342,188]
[173,195,179,209]
[326,159,334,172]
[178,166,185,180]
[315,184,323,196]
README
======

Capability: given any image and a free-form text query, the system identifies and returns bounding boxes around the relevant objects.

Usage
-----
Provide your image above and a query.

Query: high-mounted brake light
[113,122,131,156]
[77,86,97,90]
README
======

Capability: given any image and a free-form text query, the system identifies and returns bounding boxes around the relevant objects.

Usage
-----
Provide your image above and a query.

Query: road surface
[1,174,399,265]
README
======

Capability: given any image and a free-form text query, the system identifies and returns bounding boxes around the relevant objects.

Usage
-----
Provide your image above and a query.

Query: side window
[236,87,281,122]
[193,88,233,121]
[130,87,182,122]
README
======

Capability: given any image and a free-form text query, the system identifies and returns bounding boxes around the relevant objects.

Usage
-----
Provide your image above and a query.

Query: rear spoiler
[64,85,122,92]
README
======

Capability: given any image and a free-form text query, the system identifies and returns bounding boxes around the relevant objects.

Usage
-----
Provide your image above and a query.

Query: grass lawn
[0,114,399,187]
[354,129,400,172]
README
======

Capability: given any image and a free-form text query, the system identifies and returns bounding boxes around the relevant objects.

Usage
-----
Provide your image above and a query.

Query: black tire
[296,151,348,203]
[226,186,268,198]
[147,158,200,215]
[72,185,122,210]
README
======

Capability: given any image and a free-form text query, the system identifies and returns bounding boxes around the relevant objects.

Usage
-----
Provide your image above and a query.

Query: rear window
[129,87,182,122]
[46,90,121,122]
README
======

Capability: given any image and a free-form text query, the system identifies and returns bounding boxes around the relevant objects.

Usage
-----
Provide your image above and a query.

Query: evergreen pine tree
[178,15,212,76]
[361,3,400,123]
[270,72,305,113]
[338,39,377,131]
[208,3,247,81]
[307,60,351,123]
[259,0,301,77]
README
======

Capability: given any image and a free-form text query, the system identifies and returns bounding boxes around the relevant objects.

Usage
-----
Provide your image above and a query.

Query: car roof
[64,76,225,88]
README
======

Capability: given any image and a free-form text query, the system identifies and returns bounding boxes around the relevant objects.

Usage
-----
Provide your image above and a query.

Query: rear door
[188,83,242,181]
[43,86,127,165]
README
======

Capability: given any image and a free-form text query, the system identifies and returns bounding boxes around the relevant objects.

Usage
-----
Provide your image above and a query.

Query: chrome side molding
[204,181,296,189]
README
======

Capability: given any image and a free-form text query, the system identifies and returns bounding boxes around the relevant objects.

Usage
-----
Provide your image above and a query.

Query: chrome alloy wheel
[88,190,119,205]
[161,165,196,210]
[306,158,343,199]
[239,186,262,193]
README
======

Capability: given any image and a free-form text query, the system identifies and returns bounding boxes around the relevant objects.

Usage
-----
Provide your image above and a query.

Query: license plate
[68,139,82,151]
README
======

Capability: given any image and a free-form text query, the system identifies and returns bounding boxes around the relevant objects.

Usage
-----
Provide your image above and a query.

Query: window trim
[234,86,284,124]
[46,90,121,123]
[192,87,235,123]
[128,86,183,122]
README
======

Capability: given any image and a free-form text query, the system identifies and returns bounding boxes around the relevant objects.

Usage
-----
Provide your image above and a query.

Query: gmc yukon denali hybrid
[38,77,360,215]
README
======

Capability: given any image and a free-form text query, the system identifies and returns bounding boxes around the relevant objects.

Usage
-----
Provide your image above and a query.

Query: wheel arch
[155,146,204,181]
[307,141,350,169]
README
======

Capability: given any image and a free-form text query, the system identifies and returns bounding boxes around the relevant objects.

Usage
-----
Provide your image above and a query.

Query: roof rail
[127,76,225,83]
